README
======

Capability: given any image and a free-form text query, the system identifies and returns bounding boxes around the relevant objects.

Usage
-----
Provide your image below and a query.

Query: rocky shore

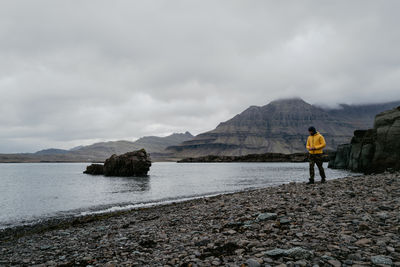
[1,173,399,266]
[178,153,330,163]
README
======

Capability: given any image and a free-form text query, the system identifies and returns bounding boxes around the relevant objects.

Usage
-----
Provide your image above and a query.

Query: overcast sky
[1,1,400,153]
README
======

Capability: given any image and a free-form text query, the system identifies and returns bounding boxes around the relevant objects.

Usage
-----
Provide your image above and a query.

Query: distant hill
[70,132,194,160]
[35,148,69,155]
[0,132,193,163]
[167,98,400,157]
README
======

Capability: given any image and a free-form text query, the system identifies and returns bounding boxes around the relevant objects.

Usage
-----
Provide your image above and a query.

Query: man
[306,126,326,184]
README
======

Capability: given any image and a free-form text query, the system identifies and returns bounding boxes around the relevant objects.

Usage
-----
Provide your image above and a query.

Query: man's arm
[314,135,326,150]
[306,137,312,151]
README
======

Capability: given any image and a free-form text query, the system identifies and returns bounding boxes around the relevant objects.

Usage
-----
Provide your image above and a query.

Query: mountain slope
[71,132,194,159]
[0,132,194,162]
[167,98,400,157]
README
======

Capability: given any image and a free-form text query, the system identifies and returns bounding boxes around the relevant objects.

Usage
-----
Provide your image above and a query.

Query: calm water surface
[0,162,357,229]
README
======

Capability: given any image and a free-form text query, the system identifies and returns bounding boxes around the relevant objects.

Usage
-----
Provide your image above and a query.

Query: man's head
[308,126,316,136]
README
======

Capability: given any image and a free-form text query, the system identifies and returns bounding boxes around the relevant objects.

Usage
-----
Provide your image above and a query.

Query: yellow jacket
[306,132,326,154]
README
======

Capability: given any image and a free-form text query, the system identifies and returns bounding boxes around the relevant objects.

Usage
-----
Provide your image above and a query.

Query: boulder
[84,149,151,176]
[83,164,104,175]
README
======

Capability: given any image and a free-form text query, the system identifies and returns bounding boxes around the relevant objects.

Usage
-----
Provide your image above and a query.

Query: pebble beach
[1,172,399,267]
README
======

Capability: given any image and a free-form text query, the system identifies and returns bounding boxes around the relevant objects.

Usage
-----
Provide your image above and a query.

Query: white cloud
[0,0,399,152]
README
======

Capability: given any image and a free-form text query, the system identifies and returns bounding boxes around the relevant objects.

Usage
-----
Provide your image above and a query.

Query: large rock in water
[84,149,151,176]
[329,106,400,173]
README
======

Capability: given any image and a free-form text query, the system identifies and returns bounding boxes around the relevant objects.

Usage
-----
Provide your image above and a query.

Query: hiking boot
[307,180,315,184]
[321,179,326,183]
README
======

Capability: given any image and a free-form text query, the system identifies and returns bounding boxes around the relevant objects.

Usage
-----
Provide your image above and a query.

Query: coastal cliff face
[329,106,400,173]
[371,107,400,172]
[167,99,400,158]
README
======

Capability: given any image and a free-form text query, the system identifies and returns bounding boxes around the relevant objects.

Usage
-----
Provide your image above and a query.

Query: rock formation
[327,144,351,169]
[329,106,400,173]
[84,149,151,176]
[83,164,104,175]
[167,98,400,158]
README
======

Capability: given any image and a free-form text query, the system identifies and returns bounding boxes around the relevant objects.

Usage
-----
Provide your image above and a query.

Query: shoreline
[1,172,399,266]
[0,182,302,241]
[0,171,355,239]
[0,190,243,241]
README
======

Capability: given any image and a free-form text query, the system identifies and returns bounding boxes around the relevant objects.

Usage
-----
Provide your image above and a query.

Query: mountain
[70,132,194,160]
[0,132,193,163]
[35,148,69,155]
[69,145,84,151]
[167,98,400,157]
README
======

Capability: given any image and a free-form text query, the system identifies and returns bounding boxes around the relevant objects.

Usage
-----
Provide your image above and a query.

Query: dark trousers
[309,154,326,181]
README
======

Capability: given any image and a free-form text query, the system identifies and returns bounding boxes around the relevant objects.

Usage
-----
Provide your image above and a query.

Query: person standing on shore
[306,126,327,184]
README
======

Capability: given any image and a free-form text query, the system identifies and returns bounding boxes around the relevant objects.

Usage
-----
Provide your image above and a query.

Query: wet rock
[387,246,395,253]
[265,248,286,258]
[377,212,390,220]
[294,260,308,266]
[256,213,277,222]
[322,255,335,261]
[195,239,210,247]
[371,255,393,265]
[279,217,291,225]
[285,247,313,260]
[355,238,372,246]
[83,164,104,175]
[245,258,261,267]
[264,247,312,260]
[358,222,370,231]
[139,239,157,248]
[327,259,341,267]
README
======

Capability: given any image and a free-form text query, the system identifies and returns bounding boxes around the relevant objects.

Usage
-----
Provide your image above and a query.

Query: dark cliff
[329,106,400,173]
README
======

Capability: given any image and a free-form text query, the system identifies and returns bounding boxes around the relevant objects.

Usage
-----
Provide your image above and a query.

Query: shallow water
[0,162,356,229]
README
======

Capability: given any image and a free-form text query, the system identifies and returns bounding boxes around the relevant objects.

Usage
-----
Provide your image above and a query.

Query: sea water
[0,162,357,229]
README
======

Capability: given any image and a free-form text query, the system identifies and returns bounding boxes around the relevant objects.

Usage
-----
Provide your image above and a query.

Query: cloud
[0,0,399,152]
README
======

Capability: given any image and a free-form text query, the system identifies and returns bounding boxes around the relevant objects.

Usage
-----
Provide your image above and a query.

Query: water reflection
[108,176,151,193]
